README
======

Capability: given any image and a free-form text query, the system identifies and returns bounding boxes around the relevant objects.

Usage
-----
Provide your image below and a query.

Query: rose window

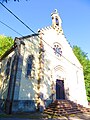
[53,44,62,57]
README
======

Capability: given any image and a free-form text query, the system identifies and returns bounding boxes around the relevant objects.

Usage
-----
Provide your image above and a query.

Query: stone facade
[0,10,88,113]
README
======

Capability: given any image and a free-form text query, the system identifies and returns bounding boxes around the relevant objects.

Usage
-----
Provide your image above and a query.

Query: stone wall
[39,25,88,107]
[18,35,40,102]
[12,100,37,113]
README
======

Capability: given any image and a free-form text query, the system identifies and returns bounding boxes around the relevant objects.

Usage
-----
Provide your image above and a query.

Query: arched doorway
[54,65,66,100]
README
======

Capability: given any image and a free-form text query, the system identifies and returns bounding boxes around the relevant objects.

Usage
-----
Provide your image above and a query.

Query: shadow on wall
[43,55,52,99]
[12,100,37,113]
[10,39,40,112]
[65,88,70,100]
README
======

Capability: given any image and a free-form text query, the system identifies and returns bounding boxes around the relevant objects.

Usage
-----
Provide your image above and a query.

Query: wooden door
[56,79,65,99]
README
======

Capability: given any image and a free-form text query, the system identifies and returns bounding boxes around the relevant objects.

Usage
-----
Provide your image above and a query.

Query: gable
[38,26,82,71]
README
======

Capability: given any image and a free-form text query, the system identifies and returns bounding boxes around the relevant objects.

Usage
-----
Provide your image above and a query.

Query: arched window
[26,55,34,77]
[5,57,11,77]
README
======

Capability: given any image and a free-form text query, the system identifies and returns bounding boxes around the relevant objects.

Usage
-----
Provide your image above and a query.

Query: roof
[17,33,39,40]
[0,33,39,62]
[0,44,16,62]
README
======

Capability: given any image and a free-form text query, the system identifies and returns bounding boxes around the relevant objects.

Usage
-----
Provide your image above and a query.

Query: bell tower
[51,9,62,29]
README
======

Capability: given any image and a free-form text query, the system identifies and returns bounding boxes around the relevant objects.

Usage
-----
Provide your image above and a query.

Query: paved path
[0,118,88,120]
[0,118,67,120]
[0,113,90,120]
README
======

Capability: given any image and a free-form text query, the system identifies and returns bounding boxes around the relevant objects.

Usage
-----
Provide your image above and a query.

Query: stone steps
[44,100,87,116]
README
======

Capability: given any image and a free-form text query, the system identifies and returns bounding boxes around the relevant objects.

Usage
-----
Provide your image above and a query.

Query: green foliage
[73,45,90,102]
[0,35,14,57]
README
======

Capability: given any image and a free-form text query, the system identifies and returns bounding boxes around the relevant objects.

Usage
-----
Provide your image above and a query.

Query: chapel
[0,10,88,113]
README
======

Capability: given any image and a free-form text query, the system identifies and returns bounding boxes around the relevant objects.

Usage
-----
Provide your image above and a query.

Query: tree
[0,35,14,57]
[73,45,90,102]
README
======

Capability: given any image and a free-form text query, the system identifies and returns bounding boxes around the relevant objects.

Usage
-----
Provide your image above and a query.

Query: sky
[0,0,90,58]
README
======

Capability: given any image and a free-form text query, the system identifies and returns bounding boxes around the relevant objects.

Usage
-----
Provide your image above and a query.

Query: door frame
[56,79,65,100]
